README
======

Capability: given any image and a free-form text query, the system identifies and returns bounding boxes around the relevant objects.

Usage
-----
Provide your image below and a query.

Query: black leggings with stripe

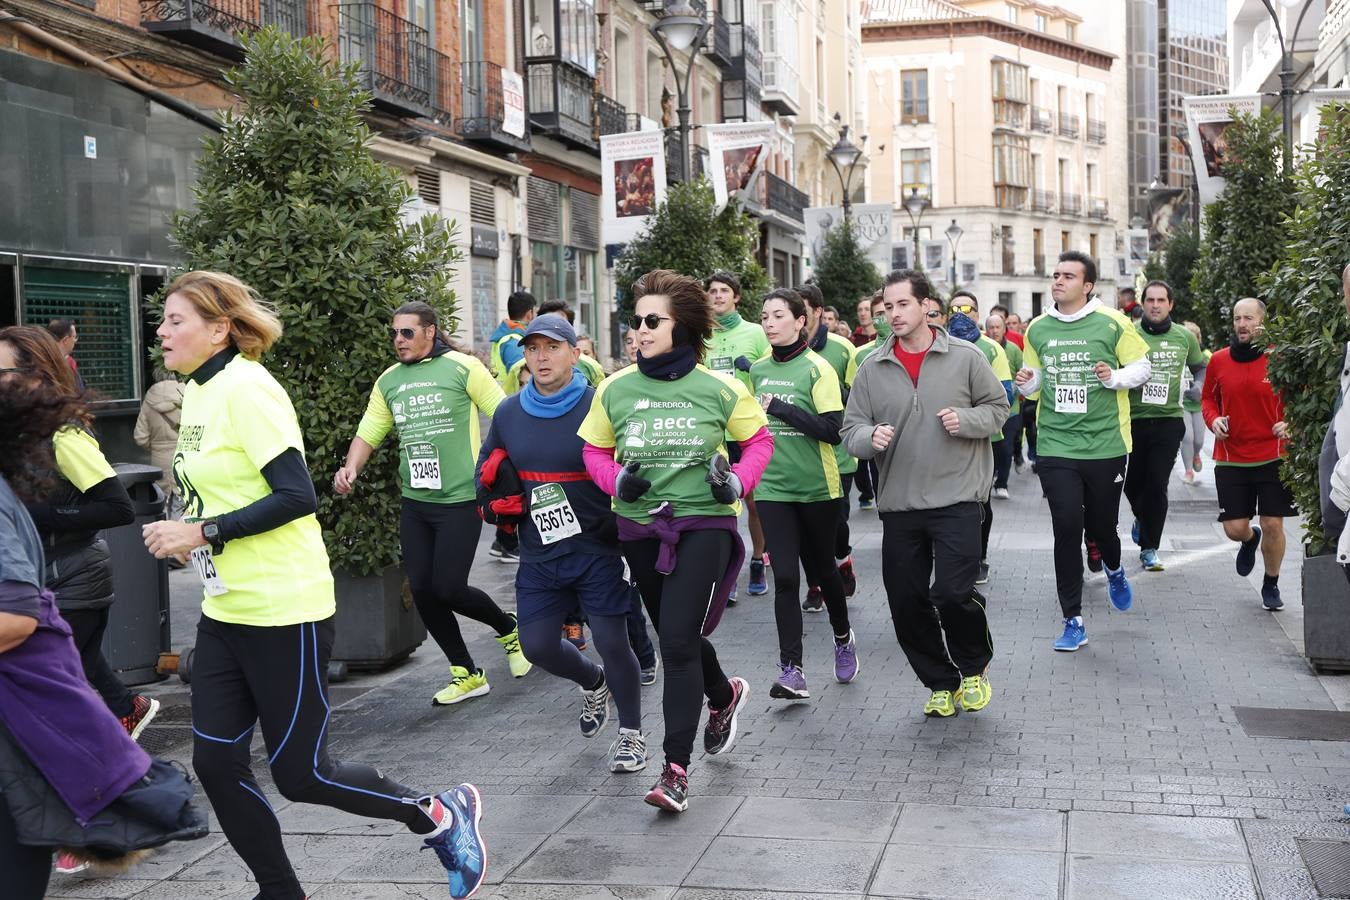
[192,615,432,900]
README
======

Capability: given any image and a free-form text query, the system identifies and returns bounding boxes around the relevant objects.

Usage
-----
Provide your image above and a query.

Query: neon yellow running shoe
[432,666,490,706]
[956,674,992,712]
[923,689,958,718]
[497,617,532,678]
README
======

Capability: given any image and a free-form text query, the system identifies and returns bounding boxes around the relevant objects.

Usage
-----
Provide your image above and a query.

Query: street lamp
[1259,0,1317,170]
[827,112,866,219]
[650,1,711,182]
[903,187,929,271]
[945,219,964,288]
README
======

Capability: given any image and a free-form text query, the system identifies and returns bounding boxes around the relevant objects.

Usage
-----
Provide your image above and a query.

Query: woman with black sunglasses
[335,301,531,707]
[580,269,773,813]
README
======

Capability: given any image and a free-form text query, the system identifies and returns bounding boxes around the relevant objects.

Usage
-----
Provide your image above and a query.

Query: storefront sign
[471,225,499,258]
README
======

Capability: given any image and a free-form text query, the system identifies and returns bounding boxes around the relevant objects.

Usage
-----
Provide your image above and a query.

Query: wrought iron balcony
[1057,112,1080,139]
[1030,106,1053,133]
[706,12,732,67]
[762,171,806,222]
[337,2,433,118]
[1029,189,1056,212]
[140,0,309,56]
[1060,192,1083,215]
[1088,197,1110,220]
[596,93,628,137]
[1087,118,1107,144]
[728,24,762,89]
[527,60,622,152]
[448,59,532,153]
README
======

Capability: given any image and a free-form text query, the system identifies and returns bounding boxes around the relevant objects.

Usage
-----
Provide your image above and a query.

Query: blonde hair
[165,270,282,359]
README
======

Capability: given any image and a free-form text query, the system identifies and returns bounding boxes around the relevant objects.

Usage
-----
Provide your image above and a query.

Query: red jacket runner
[1200,346,1285,464]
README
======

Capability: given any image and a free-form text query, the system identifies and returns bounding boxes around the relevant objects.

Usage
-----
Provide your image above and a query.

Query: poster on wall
[1182,94,1262,205]
[601,130,668,245]
[803,204,893,275]
[705,121,773,210]
[500,69,526,138]
[920,240,947,276]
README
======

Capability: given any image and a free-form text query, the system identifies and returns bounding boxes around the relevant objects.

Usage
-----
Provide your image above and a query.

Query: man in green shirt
[1124,280,1206,571]
[706,271,772,598]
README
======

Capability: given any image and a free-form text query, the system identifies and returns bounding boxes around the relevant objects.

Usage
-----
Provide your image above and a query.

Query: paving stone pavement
[50,444,1350,899]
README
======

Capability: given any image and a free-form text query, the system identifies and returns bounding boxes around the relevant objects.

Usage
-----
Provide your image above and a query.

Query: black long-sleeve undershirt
[216,448,317,545]
[765,400,842,445]
[26,476,134,536]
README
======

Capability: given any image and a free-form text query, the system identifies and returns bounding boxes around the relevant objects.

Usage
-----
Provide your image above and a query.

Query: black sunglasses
[388,326,426,341]
[629,313,672,331]
[925,311,942,319]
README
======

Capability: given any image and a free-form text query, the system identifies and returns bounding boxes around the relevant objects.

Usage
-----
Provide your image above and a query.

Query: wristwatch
[201,518,225,555]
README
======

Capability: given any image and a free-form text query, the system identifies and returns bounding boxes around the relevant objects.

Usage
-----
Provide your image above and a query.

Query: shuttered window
[415,167,441,207]
[470,181,496,227]
[23,266,134,401]
[527,176,560,243]
[569,189,599,250]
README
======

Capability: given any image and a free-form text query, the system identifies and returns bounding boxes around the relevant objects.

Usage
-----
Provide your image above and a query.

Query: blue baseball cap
[523,313,577,346]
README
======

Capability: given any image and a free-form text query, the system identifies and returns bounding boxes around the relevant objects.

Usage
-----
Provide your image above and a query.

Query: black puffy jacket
[25,469,134,612]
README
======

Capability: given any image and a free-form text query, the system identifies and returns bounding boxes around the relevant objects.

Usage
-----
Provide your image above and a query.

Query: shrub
[811,218,882,324]
[1141,225,1201,333]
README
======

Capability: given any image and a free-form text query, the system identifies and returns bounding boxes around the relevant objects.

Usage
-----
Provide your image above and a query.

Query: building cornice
[862,17,1114,71]
[419,137,532,178]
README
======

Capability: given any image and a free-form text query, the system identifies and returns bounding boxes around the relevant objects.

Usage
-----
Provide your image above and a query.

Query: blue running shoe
[1344,801,1350,817]
[423,785,487,899]
[1139,549,1164,572]
[1131,519,1140,546]
[747,558,768,596]
[1236,525,1262,577]
[1106,565,1133,611]
[1054,618,1087,651]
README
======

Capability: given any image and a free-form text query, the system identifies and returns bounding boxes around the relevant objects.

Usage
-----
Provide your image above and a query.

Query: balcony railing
[761,53,800,115]
[1088,197,1110,220]
[1086,118,1106,144]
[140,0,308,55]
[1030,106,1053,133]
[762,171,807,222]
[1060,192,1083,215]
[449,59,531,153]
[1057,112,1080,138]
[596,93,627,138]
[337,2,433,118]
[707,12,732,67]
[1029,189,1055,212]
[527,60,624,152]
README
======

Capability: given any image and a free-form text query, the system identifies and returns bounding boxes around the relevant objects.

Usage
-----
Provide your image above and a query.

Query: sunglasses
[388,327,426,341]
[629,313,672,331]
[925,311,942,319]
[950,304,975,315]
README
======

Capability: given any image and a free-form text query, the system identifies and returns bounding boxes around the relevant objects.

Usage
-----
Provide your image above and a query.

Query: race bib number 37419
[1055,383,1088,415]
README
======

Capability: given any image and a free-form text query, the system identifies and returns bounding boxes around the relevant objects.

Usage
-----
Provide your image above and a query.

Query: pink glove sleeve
[730,426,774,495]
[583,442,621,497]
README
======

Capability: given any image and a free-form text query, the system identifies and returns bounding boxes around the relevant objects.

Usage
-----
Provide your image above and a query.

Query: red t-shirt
[1004,330,1025,349]
[893,332,932,384]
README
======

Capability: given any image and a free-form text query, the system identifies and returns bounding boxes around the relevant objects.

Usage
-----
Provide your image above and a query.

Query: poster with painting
[601,130,668,244]
[706,121,773,210]
[1182,94,1261,204]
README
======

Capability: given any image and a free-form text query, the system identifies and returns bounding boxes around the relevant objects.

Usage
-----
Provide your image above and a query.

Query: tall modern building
[1127,0,1228,231]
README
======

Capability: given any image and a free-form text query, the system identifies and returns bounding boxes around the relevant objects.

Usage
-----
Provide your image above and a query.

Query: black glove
[733,355,752,373]
[615,461,651,503]
[705,454,742,504]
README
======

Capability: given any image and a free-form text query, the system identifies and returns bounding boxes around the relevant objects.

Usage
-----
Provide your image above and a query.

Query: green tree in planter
[1190,110,1291,344]
[1265,102,1350,549]
[1141,225,1201,331]
[614,178,770,320]
[811,218,882,321]
[169,27,461,575]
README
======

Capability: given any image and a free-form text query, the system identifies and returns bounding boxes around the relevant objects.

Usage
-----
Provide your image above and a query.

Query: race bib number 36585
[1141,377,1169,406]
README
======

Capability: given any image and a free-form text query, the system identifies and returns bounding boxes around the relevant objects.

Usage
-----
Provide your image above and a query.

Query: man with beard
[1201,297,1293,610]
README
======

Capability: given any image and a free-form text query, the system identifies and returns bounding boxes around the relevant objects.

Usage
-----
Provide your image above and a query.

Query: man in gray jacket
[842,269,1009,719]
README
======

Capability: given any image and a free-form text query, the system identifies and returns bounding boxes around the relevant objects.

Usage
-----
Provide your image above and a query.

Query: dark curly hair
[0,374,90,503]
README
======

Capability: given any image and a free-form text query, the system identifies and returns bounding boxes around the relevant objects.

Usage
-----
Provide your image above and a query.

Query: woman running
[1180,320,1210,484]
[749,290,858,700]
[580,269,772,812]
[140,271,486,900]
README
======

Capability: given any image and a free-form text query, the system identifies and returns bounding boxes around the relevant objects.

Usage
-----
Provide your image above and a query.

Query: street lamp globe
[904,187,929,219]
[652,0,705,51]
[944,219,963,244]
[828,130,862,170]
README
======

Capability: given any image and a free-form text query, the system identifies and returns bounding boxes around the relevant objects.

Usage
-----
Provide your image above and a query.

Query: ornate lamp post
[945,219,964,287]
[650,1,710,181]
[1259,0,1317,170]
[903,187,929,270]
[826,113,867,219]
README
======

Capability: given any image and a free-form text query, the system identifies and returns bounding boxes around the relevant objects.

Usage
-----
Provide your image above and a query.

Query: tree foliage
[169,27,462,575]
[614,178,770,321]
[1190,110,1292,344]
[811,218,882,324]
[1265,102,1350,549]
[1141,225,1201,334]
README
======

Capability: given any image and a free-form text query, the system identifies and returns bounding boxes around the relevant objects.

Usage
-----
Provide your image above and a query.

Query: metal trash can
[102,463,171,686]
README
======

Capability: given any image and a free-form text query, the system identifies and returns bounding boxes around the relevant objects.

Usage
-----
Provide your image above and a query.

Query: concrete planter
[1301,548,1350,674]
[333,564,426,671]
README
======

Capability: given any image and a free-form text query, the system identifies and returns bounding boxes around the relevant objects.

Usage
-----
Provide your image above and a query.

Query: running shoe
[1183,469,1195,484]
[1236,525,1262,577]
[422,784,487,899]
[1140,549,1164,572]
[992,486,1010,500]
[433,666,490,706]
[703,676,749,755]
[1262,582,1284,610]
[579,673,610,738]
[975,561,990,585]
[1131,519,1140,546]
[747,558,768,596]
[955,674,992,712]
[121,694,160,742]
[923,689,957,718]
[858,498,876,511]
[1106,565,1133,611]
[1015,459,1028,474]
[490,540,520,563]
[563,622,587,651]
[609,728,648,773]
[1086,540,1103,573]
[53,851,89,875]
[834,630,859,684]
[1030,460,1039,475]
[497,617,532,678]
[644,762,688,812]
[1054,617,1088,651]
[1193,454,1203,473]
[769,662,809,700]
[838,557,857,597]
[802,586,824,613]
[640,656,660,685]
[727,587,738,607]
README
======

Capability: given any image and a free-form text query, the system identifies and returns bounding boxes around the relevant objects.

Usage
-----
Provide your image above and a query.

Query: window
[1033,228,1045,273]
[408,0,434,42]
[901,69,928,122]
[994,133,1030,209]
[1057,158,1071,194]
[1085,163,1098,197]
[1030,152,1042,190]
[647,52,665,121]
[1060,230,1070,252]
[901,148,931,200]
[527,0,597,74]
[613,28,633,110]
[1066,22,1077,42]
[1034,13,1046,32]
[1005,3,1017,24]
[992,60,1028,104]
[1088,233,1098,261]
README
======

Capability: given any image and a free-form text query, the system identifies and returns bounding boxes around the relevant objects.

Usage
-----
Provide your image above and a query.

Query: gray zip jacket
[842,327,1010,512]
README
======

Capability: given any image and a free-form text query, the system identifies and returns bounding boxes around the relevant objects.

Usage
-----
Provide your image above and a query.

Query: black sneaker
[492,541,520,563]
[802,586,824,613]
[703,676,749,755]
[644,762,688,812]
[837,558,857,597]
[1262,582,1283,610]
[1236,525,1262,577]
[975,561,990,585]
[1086,540,1103,573]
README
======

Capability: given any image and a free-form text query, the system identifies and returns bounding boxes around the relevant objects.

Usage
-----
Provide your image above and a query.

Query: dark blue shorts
[515,553,630,624]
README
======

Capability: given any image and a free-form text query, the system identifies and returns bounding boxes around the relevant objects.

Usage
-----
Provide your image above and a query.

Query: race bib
[1054,371,1087,415]
[407,443,442,490]
[1141,375,1170,406]
[709,355,733,373]
[190,545,228,597]
[530,483,582,546]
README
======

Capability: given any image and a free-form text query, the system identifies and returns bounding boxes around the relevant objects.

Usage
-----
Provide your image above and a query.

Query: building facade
[1229,0,1326,145]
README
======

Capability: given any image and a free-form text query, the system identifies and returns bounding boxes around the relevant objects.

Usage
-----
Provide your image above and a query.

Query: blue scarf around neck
[520,369,588,418]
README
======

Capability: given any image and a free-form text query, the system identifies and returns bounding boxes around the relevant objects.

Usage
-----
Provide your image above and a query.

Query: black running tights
[759,499,850,667]
[63,606,135,718]
[1037,455,1127,618]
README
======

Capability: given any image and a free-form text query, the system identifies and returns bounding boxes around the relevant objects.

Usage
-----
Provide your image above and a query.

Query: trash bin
[102,463,171,686]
